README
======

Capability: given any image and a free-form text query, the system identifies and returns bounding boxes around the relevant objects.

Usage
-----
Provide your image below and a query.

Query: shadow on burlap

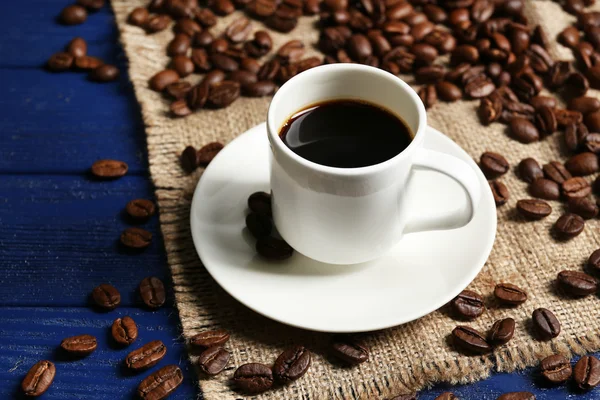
[111,0,600,398]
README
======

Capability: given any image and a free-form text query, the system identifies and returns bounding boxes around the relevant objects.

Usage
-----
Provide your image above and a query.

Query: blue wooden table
[1,1,600,399]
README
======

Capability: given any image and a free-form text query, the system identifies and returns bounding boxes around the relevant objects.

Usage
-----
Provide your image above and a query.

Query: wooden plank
[0,68,153,174]
[0,175,183,307]
[0,306,198,399]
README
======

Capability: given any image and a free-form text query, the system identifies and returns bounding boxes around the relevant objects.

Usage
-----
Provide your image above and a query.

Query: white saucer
[190,123,496,333]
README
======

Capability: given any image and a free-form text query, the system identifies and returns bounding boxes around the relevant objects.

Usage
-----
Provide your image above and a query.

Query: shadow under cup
[266,64,428,265]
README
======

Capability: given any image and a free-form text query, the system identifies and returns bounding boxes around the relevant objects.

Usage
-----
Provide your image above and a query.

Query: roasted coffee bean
[587,65,600,89]
[248,191,271,215]
[174,18,202,37]
[574,356,600,389]
[543,161,572,184]
[246,0,277,17]
[488,318,515,346]
[415,65,446,83]
[565,123,589,153]
[210,54,238,72]
[448,8,470,28]
[60,334,97,355]
[256,237,293,260]
[67,37,87,59]
[496,393,535,400]
[568,197,598,219]
[331,336,369,365]
[181,145,199,171]
[197,346,230,375]
[518,158,543,183]
[240,57,261,74]
[569,71,590,97]
[245,31,272,57]
[411,43,438,65]
[452,326,491,354]
[170,55,194,77]
[244,81,277,97]
[540,354,572,384]
[510,118,539,143]
[120,227,152,249]
[434,393,458,400]
[77,0,105,10]
[532,308,560,340]
[208,81,240,108]
[451,289,485,319]
[530,96,556,110]
[74,55,103,71]
[557,270,597,296]
[245,212,272,238]
[126,340,167,370]
[479,95,503,125]
[276,40,304,64]
[193,31,214,48]
[92,283,120,309]
[436,81,462,102]
[233,363,274,394]
[586,111,600,132]
[535,106,557,136]
[516,199,552,220]
[21,361,55,396]
[212,0,235,15]
[167,34,191,57]
[190,329,230,348]
[225,17,252,43]
[273,345,311,383]
[411,21,434,42]
[112,316,138,345]
[137,365,183,399]
[139,277,166,309]
[529,179,560,201]
[569,96,600,115]
[480,152,509,179]
[90,65,119,82]
[584,133,600,153]
[195,8,217,27]
[195,142,223,165]
[565,152,599,176]
[191,48,211,72]
[554,213,585,239]
[555,108,583,128]
[60,4,87,25]
[347,34,372,61]
[451,45,479,65]
[145,14,172,33]
[464,76,495,99]
[128,7,149,26]
[149,70,179,92]
[424,30,456,54]
[228,70,257,87]
[489,181,509,206]
[265,12,298,33]
[47,52,74,72]
[559,26,581,49]
[562,177,591,200]
[418,84,437,109]
[494,283,527,306]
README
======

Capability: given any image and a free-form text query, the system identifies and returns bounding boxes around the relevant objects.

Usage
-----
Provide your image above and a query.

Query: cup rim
[267,64,427,177]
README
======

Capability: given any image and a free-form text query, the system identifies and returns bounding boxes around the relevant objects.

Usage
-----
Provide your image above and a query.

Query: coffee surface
[279,100,413,168]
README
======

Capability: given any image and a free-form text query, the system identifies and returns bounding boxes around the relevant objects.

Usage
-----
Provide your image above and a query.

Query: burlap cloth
[111,1,600,398]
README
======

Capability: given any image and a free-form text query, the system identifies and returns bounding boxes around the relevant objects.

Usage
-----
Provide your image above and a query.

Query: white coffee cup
[267,64,481,265]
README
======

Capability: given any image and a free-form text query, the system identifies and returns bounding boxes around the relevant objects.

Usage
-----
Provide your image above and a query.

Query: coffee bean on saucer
[554,213,585,239]
[121,227,152,249]
[568,197,599,219]
[494,283,527,306]
[246,212,272,238]
[60,4,87,25]
[21,361,55,397]
[273,345,311,383]
[126,199,156,220]
[91,159,128,179]
[190,329,230,348]
[451,326,491,354]
[197,346,230,375]
[487,318,515,346]
[60,334,97,355]
[480,152,509,179]
[92,283,120,309]
[557,270,597,296]
[197,142,224,165]
[450,290,485,320]
[496,392,535,400]
[330,336,369,365]
[518,158,543,183]
[532,308,560,340]
[112,316,138,346]
[540,354,572,384]
[126,340,167,370]
[489,181,509,206]
[516,199,552,220]
[248,191,272,215]
[138,365,183,400]
[139,276,166,308]
[256,237,293,260]
[574,355,600,390]
[529,178,560,201]
[233,363,274,394]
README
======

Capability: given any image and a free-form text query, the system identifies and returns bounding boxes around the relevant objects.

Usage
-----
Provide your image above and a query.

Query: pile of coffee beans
[21,278,184,398]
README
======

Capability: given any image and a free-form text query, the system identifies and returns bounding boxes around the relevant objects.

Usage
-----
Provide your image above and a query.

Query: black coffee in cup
[279,99,413,168]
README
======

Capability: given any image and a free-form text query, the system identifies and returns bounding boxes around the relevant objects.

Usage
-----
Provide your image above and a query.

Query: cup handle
[403,147,482,234]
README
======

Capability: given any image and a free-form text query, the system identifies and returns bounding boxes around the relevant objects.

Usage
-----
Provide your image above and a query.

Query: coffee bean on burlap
[529,178,560,200]
[561,177,591,200]
[92,283,120,309]
[554,213,585,239]
[273,345,312,383]
[480,152,509,179]
[510,118,539,143]
[190,329,230,348]
[574,355,600,390]
[487,318,515,346]
[494,283,527,306]
[532,308,560,340]
[137,365,183,399]
[451,326,491,354]
[450,289,485,319]
[489,181,509,206]
[516,199,552,219]
[331,336,369,365]
[568,197,598,219]
[21,361,55,396]
[197,346,231,375]
[557,270,597,296]
[518,158,543,183]
[540,354,572,384]
[565,152,599,176]
[233,363,274,394]
[543,161,572,184]
[434,393,458,400]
